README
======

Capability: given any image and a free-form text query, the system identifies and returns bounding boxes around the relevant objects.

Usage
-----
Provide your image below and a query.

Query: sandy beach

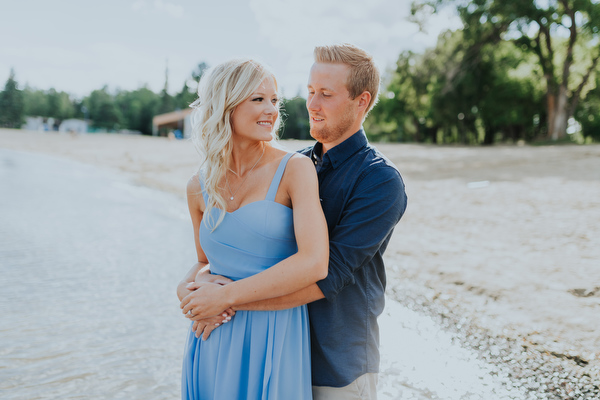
[2,128,599,397]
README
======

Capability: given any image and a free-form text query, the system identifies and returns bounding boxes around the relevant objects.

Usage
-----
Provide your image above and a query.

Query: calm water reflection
[0,149,523,399]
[1,150,193,399]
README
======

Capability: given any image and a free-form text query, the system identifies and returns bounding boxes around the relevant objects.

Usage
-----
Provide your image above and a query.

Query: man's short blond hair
[314,43,380,114]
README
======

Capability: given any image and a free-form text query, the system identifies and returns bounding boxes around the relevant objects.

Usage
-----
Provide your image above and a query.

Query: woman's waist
[208,256,293,281]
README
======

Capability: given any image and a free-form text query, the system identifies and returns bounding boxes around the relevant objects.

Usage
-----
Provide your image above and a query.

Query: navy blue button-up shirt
[301,129,407,387]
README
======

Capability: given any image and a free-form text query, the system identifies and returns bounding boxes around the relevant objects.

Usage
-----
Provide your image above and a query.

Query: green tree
[575,73,600,141]
[23,87,49,117]
[115,87,159,135]
[367,45,449,143]
[22,87,79,121]
[191,62,209,83]
[280,97,310,140]
[174,81,197,110]
[0,69,25,128]
[46,89,76,120]
[158,88,174,115]
[477,44,545,144]
[373,29,544,144]
[429,31,543,144]
[412,0,600,141]
[84,86,122,130]
[172,62,209,111]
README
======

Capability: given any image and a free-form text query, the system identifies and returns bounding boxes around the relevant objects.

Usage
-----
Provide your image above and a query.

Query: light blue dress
[182,153,312,400]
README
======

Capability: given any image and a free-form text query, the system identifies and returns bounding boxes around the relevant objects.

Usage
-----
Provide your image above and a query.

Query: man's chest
[317,168,358,231]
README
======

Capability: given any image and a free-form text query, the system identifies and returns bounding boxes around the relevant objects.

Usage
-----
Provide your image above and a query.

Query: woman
[176,58,328,399]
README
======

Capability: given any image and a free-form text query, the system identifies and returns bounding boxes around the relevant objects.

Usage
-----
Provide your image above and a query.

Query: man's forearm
[233,284,325,311]
[177,262,209,301]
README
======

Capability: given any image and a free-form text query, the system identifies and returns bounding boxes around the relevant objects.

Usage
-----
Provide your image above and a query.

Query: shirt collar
[310,129,368,170]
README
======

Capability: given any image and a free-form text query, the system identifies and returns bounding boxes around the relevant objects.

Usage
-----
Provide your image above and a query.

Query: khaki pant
[312,373,378,400]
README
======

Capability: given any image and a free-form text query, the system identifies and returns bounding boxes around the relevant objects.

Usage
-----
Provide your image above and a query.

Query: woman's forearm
[180,250,327,319]
[221,249,328,307]
[233,284,325,311]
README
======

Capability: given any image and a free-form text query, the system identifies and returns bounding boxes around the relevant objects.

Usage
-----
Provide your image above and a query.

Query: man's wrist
[194,265,211,281]
[178,279,191,289]
[199,263,210,273]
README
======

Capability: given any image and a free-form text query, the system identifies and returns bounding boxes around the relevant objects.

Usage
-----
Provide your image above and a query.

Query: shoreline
[2,129,599,398]
[388,281,600,398]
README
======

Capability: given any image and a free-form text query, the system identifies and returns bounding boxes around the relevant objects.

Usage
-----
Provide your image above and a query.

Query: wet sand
[2,129,600,396]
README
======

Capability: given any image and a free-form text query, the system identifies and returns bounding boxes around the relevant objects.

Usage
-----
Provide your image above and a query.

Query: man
[299,43,406,399]
[185,43,407,399]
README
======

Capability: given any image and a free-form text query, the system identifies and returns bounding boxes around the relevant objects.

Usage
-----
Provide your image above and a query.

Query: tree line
[0,62,309,139]
[0,63,207,135]
[364,0,600,144]
[2,0,600,144]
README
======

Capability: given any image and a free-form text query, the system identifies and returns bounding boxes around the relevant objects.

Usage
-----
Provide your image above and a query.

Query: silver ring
[188,310,194,317]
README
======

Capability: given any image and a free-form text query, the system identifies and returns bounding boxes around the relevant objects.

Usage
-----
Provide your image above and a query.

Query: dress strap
[265,153,294,201]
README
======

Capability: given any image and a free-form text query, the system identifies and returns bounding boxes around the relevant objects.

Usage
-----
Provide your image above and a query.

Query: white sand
[2,129,599,372]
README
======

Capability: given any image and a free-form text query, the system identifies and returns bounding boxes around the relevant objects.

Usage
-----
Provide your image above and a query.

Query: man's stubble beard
[309,103,357,144]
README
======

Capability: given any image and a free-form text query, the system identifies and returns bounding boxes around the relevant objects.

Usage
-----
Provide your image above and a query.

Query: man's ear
[357,91,371,113]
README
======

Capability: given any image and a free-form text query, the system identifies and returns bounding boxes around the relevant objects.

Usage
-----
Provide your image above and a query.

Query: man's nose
[307,96,320,111]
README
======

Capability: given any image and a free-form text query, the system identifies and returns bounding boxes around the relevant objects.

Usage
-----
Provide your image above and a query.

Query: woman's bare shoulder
[286,153,315,173]
[281,153,317,189]
[186,173,203,197]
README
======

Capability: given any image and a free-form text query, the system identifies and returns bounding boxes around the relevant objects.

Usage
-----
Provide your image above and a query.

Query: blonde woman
[176,58,328,399]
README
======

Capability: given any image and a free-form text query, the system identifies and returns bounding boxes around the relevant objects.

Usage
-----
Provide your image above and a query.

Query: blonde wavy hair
[190,58,280,230]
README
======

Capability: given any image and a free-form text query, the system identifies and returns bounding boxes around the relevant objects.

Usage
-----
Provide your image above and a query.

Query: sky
[0,0,462,99]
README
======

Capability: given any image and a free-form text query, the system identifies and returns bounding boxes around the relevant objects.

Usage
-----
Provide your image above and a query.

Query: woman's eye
[272,98,279,104]
[253,97,264,102]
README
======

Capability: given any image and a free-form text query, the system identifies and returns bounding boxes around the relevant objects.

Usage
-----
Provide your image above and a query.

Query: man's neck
[321,127,361,154]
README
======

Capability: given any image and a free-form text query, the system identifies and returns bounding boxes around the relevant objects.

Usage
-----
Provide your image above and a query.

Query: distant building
[24,116,44,131]
[24,116,64,132]
[152,109,192,138]
[59,119,88,134]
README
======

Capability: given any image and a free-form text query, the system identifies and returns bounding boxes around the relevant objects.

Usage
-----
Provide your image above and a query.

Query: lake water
[0,149,525,399]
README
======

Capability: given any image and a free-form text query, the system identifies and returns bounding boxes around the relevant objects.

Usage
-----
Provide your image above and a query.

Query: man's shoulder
[297,144,315,156]
[352,145,407,217]
[356,144,402,179]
